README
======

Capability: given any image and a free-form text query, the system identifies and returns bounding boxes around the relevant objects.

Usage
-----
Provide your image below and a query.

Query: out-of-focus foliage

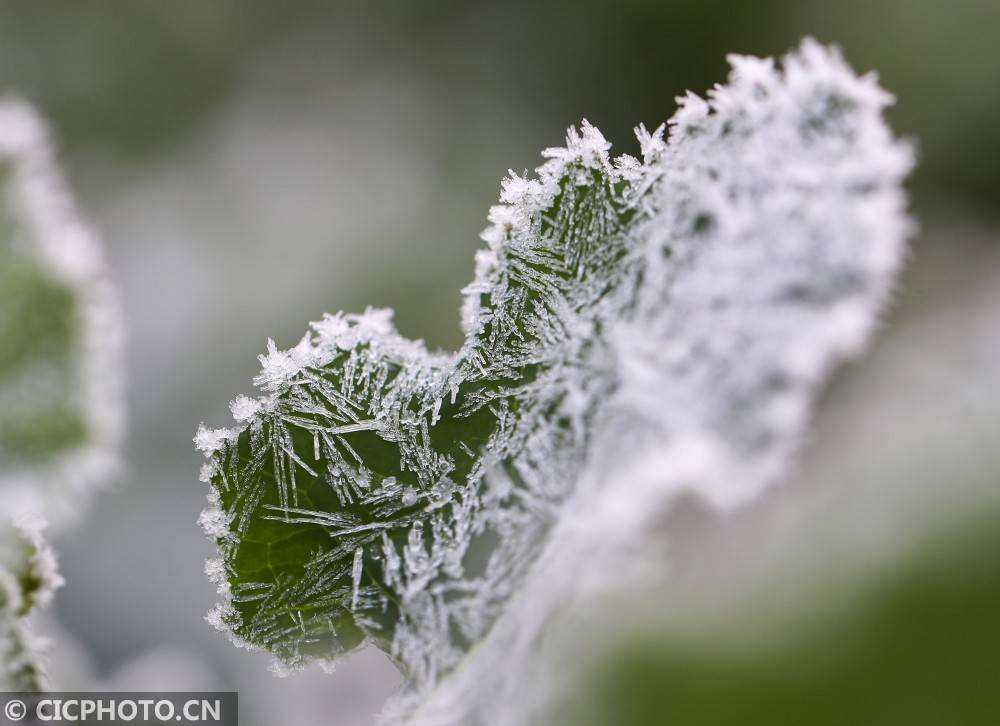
[0,4,308,155]
[0,98,121,692]
[555,514,1000,726]
[0,1,996,209]
[0,100,122,527]
[0,522,63,691]
[0,251,82,462]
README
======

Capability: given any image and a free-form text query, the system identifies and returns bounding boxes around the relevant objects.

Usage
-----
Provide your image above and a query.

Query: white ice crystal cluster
[0,520,64,690]
[0,98,124,528]
[196,39,911,723]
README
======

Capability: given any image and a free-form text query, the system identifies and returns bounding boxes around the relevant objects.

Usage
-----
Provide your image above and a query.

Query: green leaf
[197,40,912,715]
[199,127,638,681]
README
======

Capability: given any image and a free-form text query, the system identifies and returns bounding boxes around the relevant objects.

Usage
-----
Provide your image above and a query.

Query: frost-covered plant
[0,99,123,528]
[0,521,62,690]
[196,39,911,721]
[0,99,123,690]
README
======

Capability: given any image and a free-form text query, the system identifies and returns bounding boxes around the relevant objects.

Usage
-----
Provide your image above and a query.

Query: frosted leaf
[0,98,124,529]
[196,39,911,720]
[0,519,63,691]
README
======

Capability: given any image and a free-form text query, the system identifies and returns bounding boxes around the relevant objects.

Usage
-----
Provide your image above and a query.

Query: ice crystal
[0,98,124,528]
[196,39,911,721]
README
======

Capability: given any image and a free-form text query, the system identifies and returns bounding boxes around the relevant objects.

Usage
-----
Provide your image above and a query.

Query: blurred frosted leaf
[0,99,124,528]
[196,39,911,720]
[0,519,63,691]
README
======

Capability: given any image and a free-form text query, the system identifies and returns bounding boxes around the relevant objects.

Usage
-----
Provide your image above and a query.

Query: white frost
[402,39,911,725]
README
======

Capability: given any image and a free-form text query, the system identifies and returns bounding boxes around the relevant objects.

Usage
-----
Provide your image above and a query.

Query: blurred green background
[0,2,996,724]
